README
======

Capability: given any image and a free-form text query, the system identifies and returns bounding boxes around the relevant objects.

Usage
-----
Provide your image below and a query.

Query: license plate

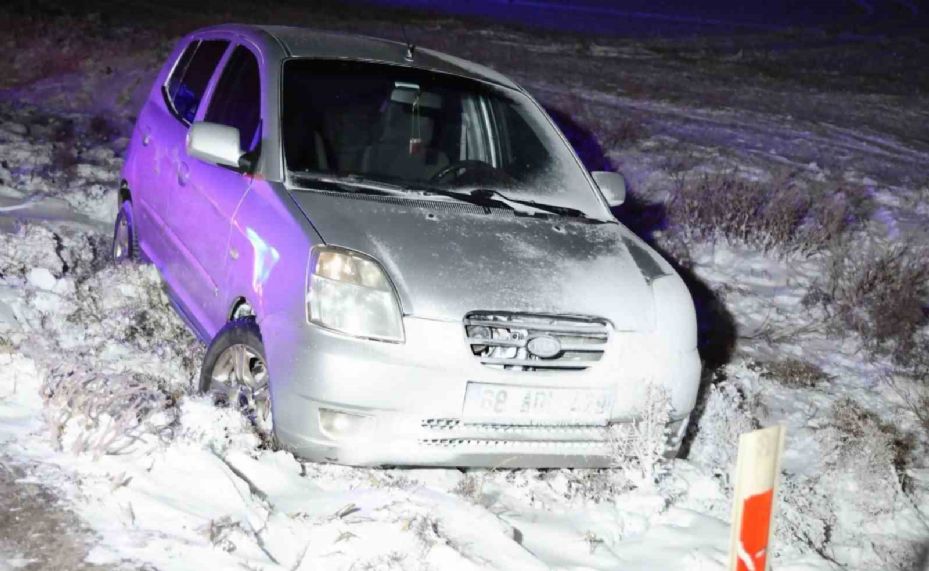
[462,382,613,424]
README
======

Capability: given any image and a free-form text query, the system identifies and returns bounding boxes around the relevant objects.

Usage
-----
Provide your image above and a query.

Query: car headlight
[306,246,404,342]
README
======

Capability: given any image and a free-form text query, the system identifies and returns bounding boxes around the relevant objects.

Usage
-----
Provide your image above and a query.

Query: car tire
[112,200,140,261]
[199,318,274,438]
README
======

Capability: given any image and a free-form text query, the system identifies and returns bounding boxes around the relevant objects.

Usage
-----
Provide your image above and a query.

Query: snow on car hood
[290,190,655,330]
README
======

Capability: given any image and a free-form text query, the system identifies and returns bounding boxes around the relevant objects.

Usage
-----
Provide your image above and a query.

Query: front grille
[420,438,606,450]
[418,416,688,457]
[421,418,606,434]
[463,312,609,371]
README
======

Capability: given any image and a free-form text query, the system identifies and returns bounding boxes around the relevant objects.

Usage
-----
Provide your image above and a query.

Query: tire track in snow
[528,80,929,185]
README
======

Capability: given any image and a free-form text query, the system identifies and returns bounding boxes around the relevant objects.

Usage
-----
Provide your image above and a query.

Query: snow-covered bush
[777,397,923,569]
[71,262,203,373]
[453,471,491,505]
[0,224,70,279]
[42,368,181,457]
[669,173,769,246]
[605,383,673,488]
[686,377,757,472]
[0,220,198,460]
[761,358,831,388]
[775,474,839,563]
[556,467,631,502]
[821,241,929,362]
[827,397,914,495]
[774,395,923,568]
[667,172,872,255]
[895,335,929,436]
[804,184,873,249]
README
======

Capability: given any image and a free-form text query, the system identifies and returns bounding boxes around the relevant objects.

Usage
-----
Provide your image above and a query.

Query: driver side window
[164,39,228,125]
[205,45,262,152]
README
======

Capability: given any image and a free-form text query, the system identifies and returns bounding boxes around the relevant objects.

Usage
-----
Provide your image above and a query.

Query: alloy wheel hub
[210,343,271,429]
[113,217,130,259]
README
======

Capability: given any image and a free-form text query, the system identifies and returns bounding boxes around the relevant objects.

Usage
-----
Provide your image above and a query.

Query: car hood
[290,190,655,331]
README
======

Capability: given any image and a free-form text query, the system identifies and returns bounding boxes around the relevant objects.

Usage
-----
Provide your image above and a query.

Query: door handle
[177,162,190,186]
[141,125,152,146]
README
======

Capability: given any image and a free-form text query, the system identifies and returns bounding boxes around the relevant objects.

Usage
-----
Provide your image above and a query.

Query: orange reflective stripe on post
[728,426,786,571]
[737,489,774,571]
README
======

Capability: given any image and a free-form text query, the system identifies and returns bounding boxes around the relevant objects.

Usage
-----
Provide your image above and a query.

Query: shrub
[775,475,838,563]
[452,472,488,505]
[558,469,629,502]
[762,358,831,388]
[885,335,929,436]
[685,376,758,471]
[804,183,873,247]
[828,397,914,493]
[667,172,872,256]
[668,174,768,247]
[605,384,672,488]
[774,397,920,567]
[42,368,180,457]
[823,241,929,361]
[409,514,445,557]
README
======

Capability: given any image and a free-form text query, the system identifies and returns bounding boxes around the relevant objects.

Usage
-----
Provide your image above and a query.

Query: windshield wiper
[290,173,592,220]
[291,171,522,212]
[403,185,530,213]
[460,188,593,219]
[291,172,415,197]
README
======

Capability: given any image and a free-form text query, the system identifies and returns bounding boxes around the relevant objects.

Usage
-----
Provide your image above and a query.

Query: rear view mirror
[391,81,442,109]
[187,122,243,169]
[591,171,626,207]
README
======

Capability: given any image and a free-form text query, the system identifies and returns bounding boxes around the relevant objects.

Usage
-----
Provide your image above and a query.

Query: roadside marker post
[728,425,786,571]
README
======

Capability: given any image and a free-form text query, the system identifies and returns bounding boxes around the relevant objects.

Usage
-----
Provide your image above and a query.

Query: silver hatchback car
[115,24,700,467]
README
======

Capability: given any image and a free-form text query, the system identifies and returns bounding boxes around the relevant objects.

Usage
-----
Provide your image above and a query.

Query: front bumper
[262,315,700,468]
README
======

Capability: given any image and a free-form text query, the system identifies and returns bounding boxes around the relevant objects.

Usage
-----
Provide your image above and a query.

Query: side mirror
[187,122,243,169]
[591,171,626,207]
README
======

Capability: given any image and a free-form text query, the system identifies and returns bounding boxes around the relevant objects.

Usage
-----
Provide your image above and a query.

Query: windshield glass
[282,59,606,216]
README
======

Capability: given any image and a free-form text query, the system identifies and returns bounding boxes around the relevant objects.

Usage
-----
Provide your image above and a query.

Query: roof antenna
[401,25,416,61]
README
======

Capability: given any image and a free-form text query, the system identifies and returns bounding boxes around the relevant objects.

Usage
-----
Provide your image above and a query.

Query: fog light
[467,325,492,353]
[318,408,374,441]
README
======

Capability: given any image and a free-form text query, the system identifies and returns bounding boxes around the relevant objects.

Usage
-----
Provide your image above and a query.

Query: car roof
[199,24,521,91]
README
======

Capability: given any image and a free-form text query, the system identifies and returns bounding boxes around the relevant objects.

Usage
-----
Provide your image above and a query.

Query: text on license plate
[462,382,613,423]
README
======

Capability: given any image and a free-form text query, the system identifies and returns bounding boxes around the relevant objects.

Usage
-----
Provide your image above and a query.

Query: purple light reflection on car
[114,24,701,468]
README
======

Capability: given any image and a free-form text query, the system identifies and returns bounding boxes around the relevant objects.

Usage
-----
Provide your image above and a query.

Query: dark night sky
[358,0,927,36]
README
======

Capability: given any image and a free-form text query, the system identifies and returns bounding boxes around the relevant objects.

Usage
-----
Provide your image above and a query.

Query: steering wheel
[430,160,500,183]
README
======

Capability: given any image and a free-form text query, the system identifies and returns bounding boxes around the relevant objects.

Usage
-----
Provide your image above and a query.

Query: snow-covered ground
[1,4,927,570]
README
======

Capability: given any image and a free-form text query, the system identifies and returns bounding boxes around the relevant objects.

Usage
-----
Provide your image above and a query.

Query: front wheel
[199,318,273,436]
[112,200,140,261]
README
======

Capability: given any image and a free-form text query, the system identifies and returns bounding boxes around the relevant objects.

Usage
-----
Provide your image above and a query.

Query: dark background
[5,0,929,37]
[358,0,929,36]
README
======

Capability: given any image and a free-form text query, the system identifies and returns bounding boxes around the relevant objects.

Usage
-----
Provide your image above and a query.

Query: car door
[132,38,228,268]
[177,44,263,338]
[138,38,229,334]
[128,41,191,258]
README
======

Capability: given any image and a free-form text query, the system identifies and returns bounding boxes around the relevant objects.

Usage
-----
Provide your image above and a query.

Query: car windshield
[282,59,606,216]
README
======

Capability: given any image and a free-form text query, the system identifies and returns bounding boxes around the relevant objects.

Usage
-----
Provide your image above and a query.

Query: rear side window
[205,46,262,151]
[164,39,228,124]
